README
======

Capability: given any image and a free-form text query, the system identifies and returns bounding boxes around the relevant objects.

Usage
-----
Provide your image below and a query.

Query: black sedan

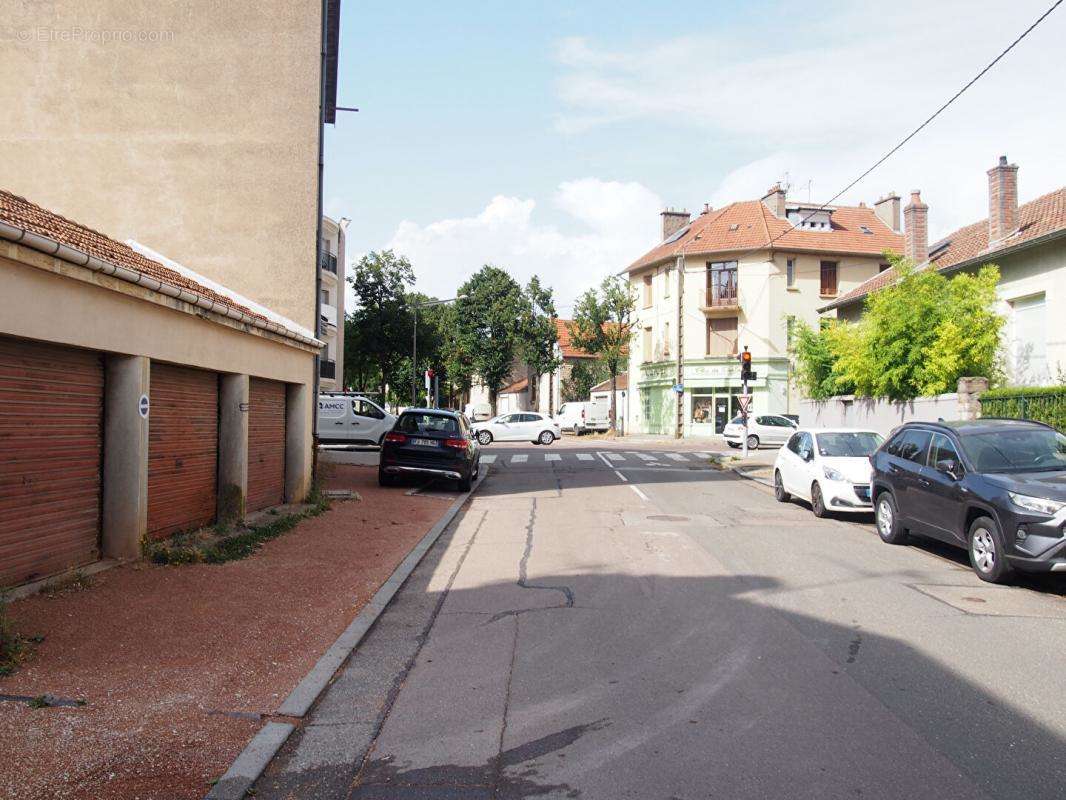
[378,408,480,491]
[870,418,1066,583]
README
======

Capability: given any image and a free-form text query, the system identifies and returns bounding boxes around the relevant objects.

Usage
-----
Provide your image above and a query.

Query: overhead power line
[754,0,1063,252]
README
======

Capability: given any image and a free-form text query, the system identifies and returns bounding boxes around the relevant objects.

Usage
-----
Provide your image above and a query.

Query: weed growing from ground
[0,593,28,677]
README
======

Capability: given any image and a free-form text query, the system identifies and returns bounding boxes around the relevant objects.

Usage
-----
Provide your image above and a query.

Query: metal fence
[979,392,1066,431]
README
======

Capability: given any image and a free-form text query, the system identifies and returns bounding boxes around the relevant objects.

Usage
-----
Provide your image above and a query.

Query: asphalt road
[257,441,1066,799]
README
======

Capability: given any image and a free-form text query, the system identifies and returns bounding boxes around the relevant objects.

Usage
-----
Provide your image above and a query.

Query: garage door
[0,336,103,586]
[247,378,286,512]
[148,363,218,539]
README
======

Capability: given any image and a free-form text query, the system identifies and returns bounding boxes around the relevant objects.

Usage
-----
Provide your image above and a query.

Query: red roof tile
[629,200,903,271]
[823,186,1066,312]
[500,377,529,395]
[0,188,265,322]
[555,318,596,358]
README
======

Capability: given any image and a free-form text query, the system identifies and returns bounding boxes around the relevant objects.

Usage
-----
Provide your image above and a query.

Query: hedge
[980,385,1066,432]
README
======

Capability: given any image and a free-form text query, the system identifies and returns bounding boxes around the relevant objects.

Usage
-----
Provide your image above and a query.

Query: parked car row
[773,419,1066,584]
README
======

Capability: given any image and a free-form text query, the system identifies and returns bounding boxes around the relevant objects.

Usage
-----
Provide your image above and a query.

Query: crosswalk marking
[666,453,689,462]
[633,452,656,461]
[545,453,561,461]
[511,454,528,463]
[481,454,497,464]
[693,451,714,459]
[576,453,594,461]
[605,453,625,461]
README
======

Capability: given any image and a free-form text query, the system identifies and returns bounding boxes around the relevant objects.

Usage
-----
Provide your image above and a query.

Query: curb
[730,465,774,488]
[204,467,489,800]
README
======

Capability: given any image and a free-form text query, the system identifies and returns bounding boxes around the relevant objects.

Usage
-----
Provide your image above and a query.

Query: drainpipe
[312,0,327,486]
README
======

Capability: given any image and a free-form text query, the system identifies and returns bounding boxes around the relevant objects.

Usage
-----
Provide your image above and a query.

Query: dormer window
[786,205,833,231]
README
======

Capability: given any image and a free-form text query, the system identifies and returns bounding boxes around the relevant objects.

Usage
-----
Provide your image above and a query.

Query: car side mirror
[936,459,961,479]
[799,449,813,462]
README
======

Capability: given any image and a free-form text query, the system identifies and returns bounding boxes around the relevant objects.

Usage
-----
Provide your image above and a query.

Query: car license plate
[410,438,438,447]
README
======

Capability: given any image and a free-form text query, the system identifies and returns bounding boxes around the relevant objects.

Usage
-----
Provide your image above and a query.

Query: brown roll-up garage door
[148,363,218,539]
[247,378,286,512]
[0,336,103,586]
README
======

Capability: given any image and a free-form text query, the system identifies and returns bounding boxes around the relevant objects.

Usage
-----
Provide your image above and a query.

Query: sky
[324,0,1066,315]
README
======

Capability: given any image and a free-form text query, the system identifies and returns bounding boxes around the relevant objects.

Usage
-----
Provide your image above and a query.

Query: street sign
[138,394,150,419]
[737,394,753,414]
[672,383,684,394]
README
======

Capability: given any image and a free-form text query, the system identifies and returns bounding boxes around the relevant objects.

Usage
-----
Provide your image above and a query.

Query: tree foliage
[346,250,415,402]
[453,266,529,415]
[570,276,635,429]
[792,255,1004,401]
[518,276,561,413]
[561,359,610,403]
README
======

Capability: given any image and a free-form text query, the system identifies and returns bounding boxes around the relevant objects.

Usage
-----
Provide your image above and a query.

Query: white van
[317,394,396,445]
[554,401,610,434]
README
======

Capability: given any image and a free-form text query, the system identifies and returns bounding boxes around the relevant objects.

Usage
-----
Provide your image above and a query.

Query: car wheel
[727,441,740,449]
[968,516,1013,584]
[377,468,393,487]
[746,434,760,450]
[457,471,473,492]
[774,471,790,503]
[539,430,554,445]
[875,491,907,544]
[811,482,828,517]
[477,430,493,446]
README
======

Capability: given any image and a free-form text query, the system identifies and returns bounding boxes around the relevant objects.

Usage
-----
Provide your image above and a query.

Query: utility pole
[674,255,684,439]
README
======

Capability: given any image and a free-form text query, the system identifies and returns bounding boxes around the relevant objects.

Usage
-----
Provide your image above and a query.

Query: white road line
[633,452,655,461]
[666,453,689,462]
[480,454,497,464]
[693,451,714,459]
[596,451,630,482]
[576,453,594,461]
[629,484,650,501]
[511,454,527,463]
[614,470,629,482]
[544,453,561,461]
[605,453,625,461]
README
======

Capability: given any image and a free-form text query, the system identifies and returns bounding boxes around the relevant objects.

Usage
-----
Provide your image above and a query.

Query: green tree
[347,250,415,401]
[791,254,1004,401]
[561,359,609,403]
[518,276,562,414]
[440,303,475,408]
[453,266,529,416]
[569,275,635,431]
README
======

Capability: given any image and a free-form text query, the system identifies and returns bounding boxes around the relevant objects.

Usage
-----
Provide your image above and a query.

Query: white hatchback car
[773,428,885,516]
[472,412,561,446]
[723,414,797,449]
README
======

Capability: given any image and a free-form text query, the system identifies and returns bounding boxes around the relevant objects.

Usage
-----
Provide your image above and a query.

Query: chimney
[660,208,691,241]
[987,155,1019,243]
[903,190,928,264]
[760,183,787,218]
[874,192,901,232]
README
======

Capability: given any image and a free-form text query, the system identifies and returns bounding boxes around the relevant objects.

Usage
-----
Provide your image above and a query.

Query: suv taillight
[444,438,468,449]
[384,432,407,444]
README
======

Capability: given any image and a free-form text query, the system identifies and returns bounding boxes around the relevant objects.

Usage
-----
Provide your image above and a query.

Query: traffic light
[739,348,752,381]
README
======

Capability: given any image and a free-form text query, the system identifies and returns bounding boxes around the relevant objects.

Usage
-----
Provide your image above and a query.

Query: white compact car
[317,394,396,446]
[723,414,797,449]
[472,412,561,445]
[773,428,885,516]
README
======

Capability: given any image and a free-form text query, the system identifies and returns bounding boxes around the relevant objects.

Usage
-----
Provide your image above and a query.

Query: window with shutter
[820,261,838,296]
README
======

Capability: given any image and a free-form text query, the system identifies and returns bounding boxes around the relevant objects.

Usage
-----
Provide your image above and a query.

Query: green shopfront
[634,357,790,437]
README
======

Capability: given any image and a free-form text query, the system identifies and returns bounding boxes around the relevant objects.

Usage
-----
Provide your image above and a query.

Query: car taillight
[444,438,468,449]
[384,432,407,444]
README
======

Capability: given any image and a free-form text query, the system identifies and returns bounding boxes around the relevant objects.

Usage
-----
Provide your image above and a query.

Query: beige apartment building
[627,186,904,438]
[320,215,350,390]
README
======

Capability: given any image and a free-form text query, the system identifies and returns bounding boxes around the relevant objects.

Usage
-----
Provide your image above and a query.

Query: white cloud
[376,179,663,311]
[553,0,1066,239]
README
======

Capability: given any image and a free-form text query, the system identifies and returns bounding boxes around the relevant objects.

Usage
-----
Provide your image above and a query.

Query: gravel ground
[0,463,452,800]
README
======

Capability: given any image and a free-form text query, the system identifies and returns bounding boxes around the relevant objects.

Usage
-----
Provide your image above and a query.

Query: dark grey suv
[870,419,1066,583]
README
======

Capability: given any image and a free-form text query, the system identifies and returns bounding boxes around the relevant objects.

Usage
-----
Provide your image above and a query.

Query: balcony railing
[319,251,338,274]
[705,274,738,307]
[319,359,336,380]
